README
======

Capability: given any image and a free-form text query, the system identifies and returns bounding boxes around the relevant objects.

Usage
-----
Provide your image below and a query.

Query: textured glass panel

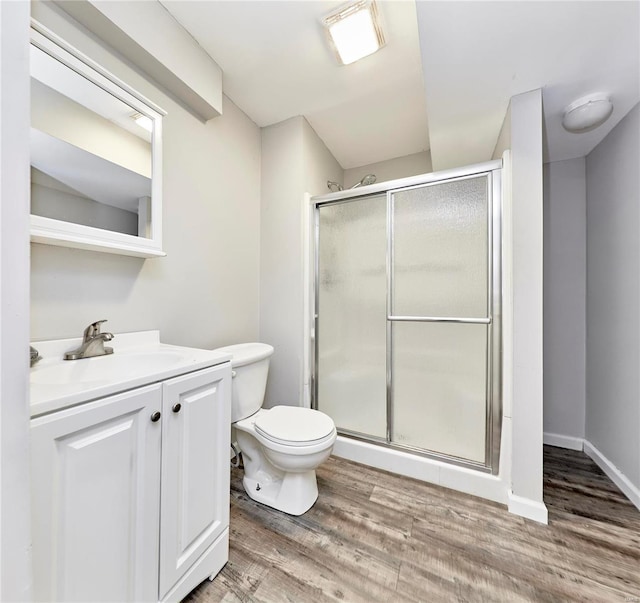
[392,176,488,317]
[317,195,387,438]
[392,322,487,462]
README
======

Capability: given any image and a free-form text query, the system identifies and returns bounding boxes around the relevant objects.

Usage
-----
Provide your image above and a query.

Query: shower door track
[311,159,503,475]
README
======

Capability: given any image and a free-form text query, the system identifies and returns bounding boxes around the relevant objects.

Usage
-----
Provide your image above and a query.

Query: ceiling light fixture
[131,112,153,133]
[562,93,613,133]
[322,0,385,66]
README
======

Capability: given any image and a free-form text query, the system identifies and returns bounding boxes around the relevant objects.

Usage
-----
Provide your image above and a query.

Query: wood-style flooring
[186,446,640,602]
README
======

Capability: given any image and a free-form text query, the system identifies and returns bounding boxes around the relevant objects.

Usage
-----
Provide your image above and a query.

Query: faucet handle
[83,320,109,341]
[30,345,42,367]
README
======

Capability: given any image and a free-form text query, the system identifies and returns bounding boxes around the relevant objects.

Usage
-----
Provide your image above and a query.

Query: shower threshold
[331,432,508,505]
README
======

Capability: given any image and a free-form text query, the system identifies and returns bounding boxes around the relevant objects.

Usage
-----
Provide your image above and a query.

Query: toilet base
[242,469,319,516]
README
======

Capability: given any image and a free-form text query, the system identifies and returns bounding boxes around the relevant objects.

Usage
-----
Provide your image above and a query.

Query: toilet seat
[254,406,335,447]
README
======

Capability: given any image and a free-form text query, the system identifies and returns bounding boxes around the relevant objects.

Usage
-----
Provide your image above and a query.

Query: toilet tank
[214,343,274,423]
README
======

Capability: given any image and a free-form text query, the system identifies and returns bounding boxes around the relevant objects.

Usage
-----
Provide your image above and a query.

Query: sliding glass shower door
[314,166,501,472]
[316,194,387,439]
[390,176,491,464]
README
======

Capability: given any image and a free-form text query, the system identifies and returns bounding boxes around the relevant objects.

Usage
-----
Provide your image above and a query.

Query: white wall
[31,169,139,236]
[302,119,344,201]
[260,117,305,408]
[30,2,262,350]
[0,0,32,599]
[586,102,640,490]
[492,104,511,160]
[260,117,342,407]
[543,158,586,444]
[343,151,432,189]
[509,89,546,521]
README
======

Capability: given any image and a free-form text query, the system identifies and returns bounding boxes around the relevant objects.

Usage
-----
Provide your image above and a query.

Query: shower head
[327,180,343,192]
[350,174,377,189]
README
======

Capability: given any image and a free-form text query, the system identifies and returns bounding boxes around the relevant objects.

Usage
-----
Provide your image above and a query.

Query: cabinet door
[159,364,231,598]
[31,385,162,602]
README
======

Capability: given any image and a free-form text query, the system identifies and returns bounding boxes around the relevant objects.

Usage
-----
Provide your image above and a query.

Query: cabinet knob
[172,403,182,413]
[150,411,161,422]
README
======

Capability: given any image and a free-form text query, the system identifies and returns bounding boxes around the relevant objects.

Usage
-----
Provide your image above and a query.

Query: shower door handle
[387,316,491,324]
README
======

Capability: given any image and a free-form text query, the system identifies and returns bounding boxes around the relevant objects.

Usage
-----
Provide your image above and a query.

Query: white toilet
[215,342,337,516]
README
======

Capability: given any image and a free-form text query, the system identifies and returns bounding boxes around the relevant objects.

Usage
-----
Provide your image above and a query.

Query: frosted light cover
[392,176,489,318]
[323,0,385,65]
[317,195,387,438]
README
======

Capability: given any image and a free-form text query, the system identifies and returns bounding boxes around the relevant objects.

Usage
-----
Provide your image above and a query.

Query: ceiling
[417,1,640,170]
[160,0,428,169]
[161,0,639,172]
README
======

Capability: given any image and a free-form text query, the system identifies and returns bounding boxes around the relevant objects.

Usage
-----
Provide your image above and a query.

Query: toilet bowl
[214,343,336,516]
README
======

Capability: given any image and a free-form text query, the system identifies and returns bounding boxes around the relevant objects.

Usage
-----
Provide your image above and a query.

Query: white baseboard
[543,432,584,451]
[583,440,640,511]
[507,490,548,524]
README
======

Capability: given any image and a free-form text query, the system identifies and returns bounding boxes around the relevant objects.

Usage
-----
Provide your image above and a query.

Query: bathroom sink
[30,330,232,417]
[31,351,186,386]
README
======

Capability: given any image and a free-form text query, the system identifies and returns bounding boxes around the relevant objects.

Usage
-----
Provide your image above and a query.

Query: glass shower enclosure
[312,160,502,473]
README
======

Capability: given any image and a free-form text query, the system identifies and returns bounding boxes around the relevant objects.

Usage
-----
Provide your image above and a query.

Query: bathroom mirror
[29,21,167,258]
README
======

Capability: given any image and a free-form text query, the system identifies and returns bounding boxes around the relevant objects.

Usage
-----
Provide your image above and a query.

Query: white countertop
[30,330,231,417]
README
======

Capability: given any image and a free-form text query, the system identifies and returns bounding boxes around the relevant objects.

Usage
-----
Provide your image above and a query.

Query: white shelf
[31,215,166,258]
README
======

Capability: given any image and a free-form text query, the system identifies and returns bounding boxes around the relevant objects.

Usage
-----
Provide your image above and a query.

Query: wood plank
[187,446,640,602]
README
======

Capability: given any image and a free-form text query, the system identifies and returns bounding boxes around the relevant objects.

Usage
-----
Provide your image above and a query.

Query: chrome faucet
[64,320,114,360]
[30,345,42,367]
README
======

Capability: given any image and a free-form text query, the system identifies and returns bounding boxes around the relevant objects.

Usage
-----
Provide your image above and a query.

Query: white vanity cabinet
[159,367,231,600]
[30,363,231,603]
[31,383,162,602]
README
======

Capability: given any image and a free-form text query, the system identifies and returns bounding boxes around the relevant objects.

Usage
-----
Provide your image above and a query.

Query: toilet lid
[254,406,335,446]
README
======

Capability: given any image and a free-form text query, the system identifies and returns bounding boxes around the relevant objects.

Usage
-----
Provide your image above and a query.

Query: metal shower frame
[310,159,503,474]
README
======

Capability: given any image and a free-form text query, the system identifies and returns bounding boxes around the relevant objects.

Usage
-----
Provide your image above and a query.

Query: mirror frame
[30,20,167,258]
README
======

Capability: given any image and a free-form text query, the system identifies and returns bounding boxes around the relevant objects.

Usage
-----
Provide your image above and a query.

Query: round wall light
[562,93,613,133]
